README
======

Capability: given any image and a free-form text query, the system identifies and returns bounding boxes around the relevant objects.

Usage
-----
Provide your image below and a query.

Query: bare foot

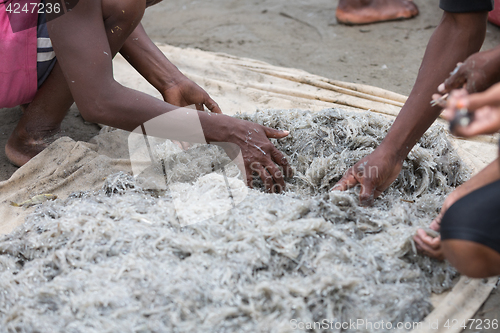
[336,0,418,25]
[5,126,61,167]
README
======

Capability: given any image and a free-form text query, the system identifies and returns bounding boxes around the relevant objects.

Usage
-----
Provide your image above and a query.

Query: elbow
[73,82,120,125]
[77,98,110,125]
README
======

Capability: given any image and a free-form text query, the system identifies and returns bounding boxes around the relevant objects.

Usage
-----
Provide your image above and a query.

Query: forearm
[84,80,232,143]
[468,82,500,110]
[381,11,488,161]
[120,24,184,92]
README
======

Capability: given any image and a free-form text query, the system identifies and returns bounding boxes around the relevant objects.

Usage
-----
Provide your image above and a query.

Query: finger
[256,164,274,193]
[413,235,442,258]
[205,96,222,114]
[270,146,293,178]
[246,162,256,188]
[359,180,376,207]
[451,108,498,137]
[263,126,290,139]
[195,103,204,111]
[467,89,500,111]
[430,218,441,232]
[264,162,285,193]
[431,94,447,108]
[441,63,466,93]
[432,93,442,101]
[459,121,498,137]
[172,140,184,150]
[332,169,358,192]
[441,107,456,121]
[416,229,441,250]
[438,83,446,93]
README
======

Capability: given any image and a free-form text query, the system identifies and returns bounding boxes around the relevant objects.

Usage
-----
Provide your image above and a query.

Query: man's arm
[414,158,500,259]
[415,82,500,258]
[47,0,292,191]
[334,11,489,205]
[119,24,221,113]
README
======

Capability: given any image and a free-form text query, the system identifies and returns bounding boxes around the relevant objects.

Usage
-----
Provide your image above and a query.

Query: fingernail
[438,83,445,92]
[283,130,290,135]
[456,98,468,109]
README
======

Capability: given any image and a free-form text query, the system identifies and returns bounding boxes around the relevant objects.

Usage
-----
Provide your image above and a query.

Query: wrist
[198,112,235,143]
[378,135,412,163]
[155,67,186,93]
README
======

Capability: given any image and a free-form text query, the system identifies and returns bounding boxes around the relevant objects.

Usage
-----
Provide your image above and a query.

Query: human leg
[441,240,500,278]
[5,0,145,167]
[440,179,500,278]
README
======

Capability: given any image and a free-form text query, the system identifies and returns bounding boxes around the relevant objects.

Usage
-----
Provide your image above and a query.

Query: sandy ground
[0,0,499,327]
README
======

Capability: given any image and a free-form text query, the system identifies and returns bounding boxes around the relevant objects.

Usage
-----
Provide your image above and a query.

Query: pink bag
[0,0,38,108]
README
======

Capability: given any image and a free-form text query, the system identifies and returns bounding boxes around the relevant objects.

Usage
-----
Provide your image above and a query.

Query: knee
[102,0,145,32]
[442,240,500,278]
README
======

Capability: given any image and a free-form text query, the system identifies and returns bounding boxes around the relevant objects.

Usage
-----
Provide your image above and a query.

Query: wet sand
[0,0,498,325]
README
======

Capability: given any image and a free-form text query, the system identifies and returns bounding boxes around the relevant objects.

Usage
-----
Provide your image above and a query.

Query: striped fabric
[36,7,56,88]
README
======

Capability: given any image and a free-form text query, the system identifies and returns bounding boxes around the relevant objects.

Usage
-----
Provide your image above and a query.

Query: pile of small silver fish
[0,109,469,332]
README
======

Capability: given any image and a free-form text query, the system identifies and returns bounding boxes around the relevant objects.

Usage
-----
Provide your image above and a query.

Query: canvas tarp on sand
[0,44,497,333]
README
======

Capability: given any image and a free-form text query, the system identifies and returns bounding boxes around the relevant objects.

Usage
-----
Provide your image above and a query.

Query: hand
[332,147,402,206]
[413,187,463,260]
[413,230,444,260]
[431,188,463,232]
[441,86,500,137]
[227,119,294,193]
[161,76,222,113]
[438,47,500,95]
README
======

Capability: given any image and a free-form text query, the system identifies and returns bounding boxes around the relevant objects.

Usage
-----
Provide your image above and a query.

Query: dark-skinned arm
[119,23,221,113]
[334,11,488,205]
[47,0,291,192]
[414,158,500,259]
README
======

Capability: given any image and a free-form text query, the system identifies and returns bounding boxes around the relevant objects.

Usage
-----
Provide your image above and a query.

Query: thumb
[440,62,466,94]
[332,169,358,192]
[263,126,290,139]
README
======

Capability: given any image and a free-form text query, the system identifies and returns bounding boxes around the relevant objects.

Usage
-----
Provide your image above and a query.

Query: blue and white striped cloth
[36,6,56,88]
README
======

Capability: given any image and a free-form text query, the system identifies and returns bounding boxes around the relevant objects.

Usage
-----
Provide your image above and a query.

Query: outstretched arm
[415,83,500,259]
[334,11,488,205]
[46,0,291,191]
[120,23,221,113]
[414,157,500,259]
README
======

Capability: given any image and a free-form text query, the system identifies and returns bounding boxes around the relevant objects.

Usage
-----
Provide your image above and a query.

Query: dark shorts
[37,6,57,88]
[439,0,494,13]
[441,179,500,255]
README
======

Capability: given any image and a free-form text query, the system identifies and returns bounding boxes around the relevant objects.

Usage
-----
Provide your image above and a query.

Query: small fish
[422,227,440,238]
[10,194,58,208]
[430,93,449,107]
